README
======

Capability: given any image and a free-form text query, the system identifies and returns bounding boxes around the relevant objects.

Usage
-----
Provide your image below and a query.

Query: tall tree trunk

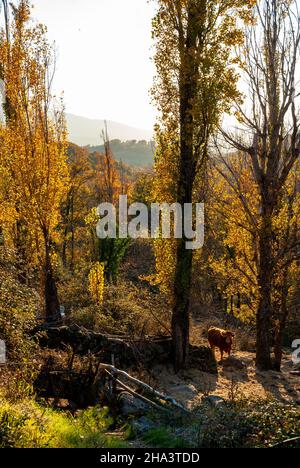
[15,219,27,284]
[70,194,75,272]
[274,271,289,371]
[256,209,273,370]
[62,190,74,269]
[172,162,194,370]
[44,241,61,323]
[224,296,228,314]
[172,4,199,371]
[172,235,193,371]
[172,241,193,371]
[62,196,71,267]
[230,295,234,315]
[237,292,241,313]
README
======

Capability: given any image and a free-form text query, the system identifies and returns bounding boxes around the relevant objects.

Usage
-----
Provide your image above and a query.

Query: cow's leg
[220,349,224,361]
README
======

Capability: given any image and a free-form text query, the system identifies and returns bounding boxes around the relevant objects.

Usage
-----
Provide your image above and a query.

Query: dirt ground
[153,351,299,410]
[152,321,300,409]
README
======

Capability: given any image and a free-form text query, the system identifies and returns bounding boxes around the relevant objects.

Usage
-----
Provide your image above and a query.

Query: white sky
[31,0,157,130]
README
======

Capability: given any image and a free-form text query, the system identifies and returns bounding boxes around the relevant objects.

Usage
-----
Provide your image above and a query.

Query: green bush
[143,427,191,448]
[197,399,300,448]
[0,252,39,364]
[0,397,127,448]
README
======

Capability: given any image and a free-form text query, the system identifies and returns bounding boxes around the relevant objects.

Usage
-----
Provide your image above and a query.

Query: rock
[221,356,246,370]
[202,395,226,407]
[35,325,174,369]
[119,392,150,416]
[168,384,198,400]
[131,417,157,435]
[240,356,255,365]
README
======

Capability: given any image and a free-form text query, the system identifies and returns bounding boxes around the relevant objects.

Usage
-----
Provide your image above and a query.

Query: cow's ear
[230,332,235,337]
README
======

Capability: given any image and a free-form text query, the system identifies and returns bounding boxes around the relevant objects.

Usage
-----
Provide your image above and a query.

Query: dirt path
[153,351,300,409]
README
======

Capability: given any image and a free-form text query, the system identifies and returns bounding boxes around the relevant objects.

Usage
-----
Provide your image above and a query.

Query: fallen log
[271,436,300,448]
[100,364,189,413]
[105,370,169,413]
[34,360,191,414]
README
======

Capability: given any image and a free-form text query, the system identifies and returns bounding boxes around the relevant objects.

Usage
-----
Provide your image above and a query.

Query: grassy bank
[0,397,126,448]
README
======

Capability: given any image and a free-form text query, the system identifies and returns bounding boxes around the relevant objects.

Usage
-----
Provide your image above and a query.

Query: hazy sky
[31,0,157,130]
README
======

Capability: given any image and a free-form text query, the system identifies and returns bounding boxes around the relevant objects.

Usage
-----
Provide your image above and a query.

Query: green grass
[2,393,298,449]
[0,398,127,448]
[142,427,191,448]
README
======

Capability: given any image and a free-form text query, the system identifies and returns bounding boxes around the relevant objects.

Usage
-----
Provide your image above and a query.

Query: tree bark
[256,208,273,370]
[237,292,241,313]
[274,272,289,371]
[172,3,199,371]
[172,240,193,371]
[44,242,61,323]
[230,295,234,315]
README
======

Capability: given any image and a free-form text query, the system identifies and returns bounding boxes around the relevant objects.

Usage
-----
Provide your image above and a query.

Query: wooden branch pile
[34,357,190,414]
[33,324,216,411]
[99,363,189,414]
[35,324,217,374]
[35,324,173,368]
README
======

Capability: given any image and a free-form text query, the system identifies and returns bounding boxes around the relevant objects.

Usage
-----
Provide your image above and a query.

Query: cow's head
[222,330,235,345]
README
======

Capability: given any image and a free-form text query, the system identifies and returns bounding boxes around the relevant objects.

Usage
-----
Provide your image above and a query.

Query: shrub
[197,399,300,448]
[197,402,253,448]
[66,280,171,337]
[102,281,171,336]
[143,427,191,448]
[0,256,39,364]
[0,397,126,448]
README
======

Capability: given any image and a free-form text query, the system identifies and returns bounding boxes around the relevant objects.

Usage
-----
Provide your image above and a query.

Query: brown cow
[208,327,235,360]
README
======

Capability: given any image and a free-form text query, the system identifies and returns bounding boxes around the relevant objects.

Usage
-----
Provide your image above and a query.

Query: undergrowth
[0,397,127,448]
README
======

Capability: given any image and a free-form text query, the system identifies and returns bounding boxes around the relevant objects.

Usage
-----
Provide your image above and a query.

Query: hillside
[66,113,153,147]
[88,140,154,167]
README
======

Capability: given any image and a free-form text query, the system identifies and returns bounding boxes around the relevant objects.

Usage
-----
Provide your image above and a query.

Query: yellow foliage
[151,0,257,300]
[88,262,105,304]
[0,0,69,274]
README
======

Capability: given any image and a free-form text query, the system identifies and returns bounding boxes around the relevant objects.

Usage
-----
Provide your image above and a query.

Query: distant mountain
[66,113,153,146]
[88,140,155,167]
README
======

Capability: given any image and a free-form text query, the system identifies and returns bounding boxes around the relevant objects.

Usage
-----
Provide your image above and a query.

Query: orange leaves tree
[151,0,256,370]
[0,0,69,322]
[211,150,300,370]
[221,0,300,370]
[208,153,260,321]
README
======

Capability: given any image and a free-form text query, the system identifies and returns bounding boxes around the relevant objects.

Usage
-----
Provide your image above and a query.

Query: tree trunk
[15,219,27,284]
[256,210,273,370]
[70,194,75,272]
[62,190,74,269]
[237,292,241,313]
[44,242,61,323]
[172,240,193,371]
[172,4,200,371]
[224,296,228,314]
[273,323,283,372]
[230,295,234,315]
[62,199,71,267]
[274,273,289,371]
